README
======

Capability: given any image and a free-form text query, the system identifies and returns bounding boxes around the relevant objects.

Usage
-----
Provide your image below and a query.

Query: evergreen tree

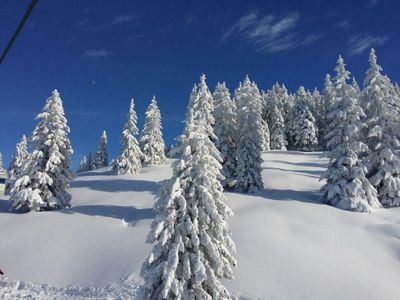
[272,83,283,114]
[311,88,324,148]
[189,74,215,141]
[351,77,361,99]
[261,119,271,151]
[275,83,291,123]
[9,89,73,212]
[269,97,287,150]
[261,89,272,124]
[6,135,29,194]
[112,98,143,174]
[392,83,400,137]
[234,75,264,193]
[77,155,89,173]
[168,135,186,159]
[94,130,108,169]
[250,81,271,152]
[140,75,236,299]
[168,85,199,159]
[140,96,167,165]
[213,82,237,187]
[0,152,5,175]
[362,48,400,207]
[311,88,324,117]
[287,86,319,151]
[395,83,400,95]
[323,74,336,150]
[321,56,381,213]
[87,151,95,171]
[262,83,290,127]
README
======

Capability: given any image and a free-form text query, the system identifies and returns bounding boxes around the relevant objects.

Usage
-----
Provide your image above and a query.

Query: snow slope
[1,151,400,299]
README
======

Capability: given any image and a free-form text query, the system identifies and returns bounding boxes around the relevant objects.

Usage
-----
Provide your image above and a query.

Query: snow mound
[0,278,139,300]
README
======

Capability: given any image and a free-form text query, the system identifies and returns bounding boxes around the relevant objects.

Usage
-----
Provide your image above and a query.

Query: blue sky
[0,0,399,168]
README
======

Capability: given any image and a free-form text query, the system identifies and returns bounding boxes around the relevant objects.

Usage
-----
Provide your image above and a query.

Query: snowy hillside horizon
[1,152,400,299]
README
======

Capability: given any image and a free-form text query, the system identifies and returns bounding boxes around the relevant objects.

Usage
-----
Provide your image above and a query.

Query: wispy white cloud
[83,49,112,58]
[83,14,143,32]
[335,20,351,30]
[348,33,388,56]
[111,14,139,25]
[220,11,323,53]
[185,16,196,25]
[65,38,75,46]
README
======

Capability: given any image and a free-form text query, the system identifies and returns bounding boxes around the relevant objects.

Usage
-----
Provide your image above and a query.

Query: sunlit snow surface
[1,152,400,299]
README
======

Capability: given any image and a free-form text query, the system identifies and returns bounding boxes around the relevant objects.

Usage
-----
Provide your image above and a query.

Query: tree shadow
[75,170,112,177]
[263,166,322,178]
[266,150,323,156]
[59,204,155,223]
[257,188,323,205]
[70,179,161,194]
[268,160,327,168]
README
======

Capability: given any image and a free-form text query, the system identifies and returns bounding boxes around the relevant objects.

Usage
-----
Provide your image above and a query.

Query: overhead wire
[0,0,39,65]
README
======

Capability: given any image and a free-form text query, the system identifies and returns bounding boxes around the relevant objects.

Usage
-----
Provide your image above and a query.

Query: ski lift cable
[0,0,39,65]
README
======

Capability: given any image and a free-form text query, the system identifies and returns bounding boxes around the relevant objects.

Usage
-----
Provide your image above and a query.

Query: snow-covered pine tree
[9,89,73,212]
[351,77,361,99]
[168,135,186,158]
[140,74,236,299]
[395,83,400,95]
[394,83,400,108]
[362,48,400,207]
[311,88,323,118]
[0,152,6,175]
[272,84,283,112]
[321,56,381,213]
[269,95,287,150]
[304,89,313,108]
[287,86,319,151]
[140,96,167,165]
[213,82,237,187]
[192,74,215,140]
[77,155,89,173]
[275,83,291,124]
[168,85,199,160]
[322,74,336,150]
[311,88,325,148]
[391,83,400,138]
[234,75,264,192]
[112,98,143,174]
[5,135,29,194]
[261,89,271,124]
[94,130,108,169]
[183,74,219,162]
[251,81,270,152]
[263,83,288,127]
[87,151,95,171]
[261,119,271,151]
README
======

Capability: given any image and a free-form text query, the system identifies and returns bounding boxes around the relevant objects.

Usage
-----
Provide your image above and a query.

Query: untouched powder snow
[1,152,400,299]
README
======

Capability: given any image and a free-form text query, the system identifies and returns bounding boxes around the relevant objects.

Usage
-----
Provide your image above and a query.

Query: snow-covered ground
[1,151,400,299]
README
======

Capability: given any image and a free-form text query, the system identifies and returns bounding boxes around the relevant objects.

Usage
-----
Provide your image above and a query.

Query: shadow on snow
[263,166,322,178]
[0,198,155,222]
[267,160,327,169]
[70,178,161,194]
[257,188,323,204]
[59,204,155,223]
